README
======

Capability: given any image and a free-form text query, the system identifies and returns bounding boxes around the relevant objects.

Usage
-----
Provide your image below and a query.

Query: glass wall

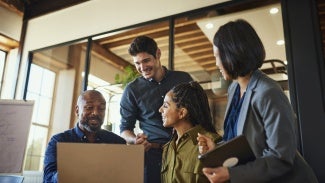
[24,40,88,170]
[173,2,287,134]
[90,21,170,134]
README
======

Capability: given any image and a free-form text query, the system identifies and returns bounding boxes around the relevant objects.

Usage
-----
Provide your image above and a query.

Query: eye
[162,103,168,108]
[99,106,106,111]
[84,106,93,111]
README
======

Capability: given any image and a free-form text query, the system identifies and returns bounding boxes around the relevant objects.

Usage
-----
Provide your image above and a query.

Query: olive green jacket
[161,125,221,183]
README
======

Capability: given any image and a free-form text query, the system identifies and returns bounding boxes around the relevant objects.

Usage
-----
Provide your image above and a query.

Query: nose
[91,108,100,116]
[216,59,220,67]
[158,106,163,113]
[139,62,146,70]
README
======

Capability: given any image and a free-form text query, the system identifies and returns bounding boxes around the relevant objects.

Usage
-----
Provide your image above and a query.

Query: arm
[43,136,59,183]
[121,130,156,151]
[198,133,229,183]
[119,84,138,143]
[120,130,137,144]
[229,85,297,182]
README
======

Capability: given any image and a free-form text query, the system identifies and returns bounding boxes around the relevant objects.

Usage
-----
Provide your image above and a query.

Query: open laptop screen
[57,143,144,183]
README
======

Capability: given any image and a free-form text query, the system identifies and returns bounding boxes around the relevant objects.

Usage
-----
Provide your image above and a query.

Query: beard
[79,116,103,133]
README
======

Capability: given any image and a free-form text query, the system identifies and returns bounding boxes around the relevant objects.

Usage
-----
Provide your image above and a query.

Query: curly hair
[170,81,216,133]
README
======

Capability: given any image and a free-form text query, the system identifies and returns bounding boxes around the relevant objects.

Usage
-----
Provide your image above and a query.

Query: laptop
[57,143,144,183]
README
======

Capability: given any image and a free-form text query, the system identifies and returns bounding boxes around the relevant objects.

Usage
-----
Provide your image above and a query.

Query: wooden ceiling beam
[91,42,132,70]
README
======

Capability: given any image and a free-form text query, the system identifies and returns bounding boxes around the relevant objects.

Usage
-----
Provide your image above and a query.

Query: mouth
[88,118,101,126]
[161,116,166,123]
[141,68,152,76]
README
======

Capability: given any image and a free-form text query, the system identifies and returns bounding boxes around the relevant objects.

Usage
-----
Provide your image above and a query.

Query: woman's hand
[202,167,230,183]
[197,133,216,154]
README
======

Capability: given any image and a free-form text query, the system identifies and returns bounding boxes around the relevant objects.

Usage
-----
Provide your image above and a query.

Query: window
[24,64,55,170]
[24,40,88,171]
[0,50,6,94]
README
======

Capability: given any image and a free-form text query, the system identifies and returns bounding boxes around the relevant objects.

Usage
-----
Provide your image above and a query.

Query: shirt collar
[183,125,205,145]
[75,123,103,142]
[74,122,86,139]
[148,66,169,83]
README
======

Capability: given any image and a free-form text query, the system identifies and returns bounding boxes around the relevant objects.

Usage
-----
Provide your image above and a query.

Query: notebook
[57,143,144,183]
[198,135,255,168]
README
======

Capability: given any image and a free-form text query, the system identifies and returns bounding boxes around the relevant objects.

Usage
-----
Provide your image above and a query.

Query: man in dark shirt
[120,35,193,183]
[43,90,126,183]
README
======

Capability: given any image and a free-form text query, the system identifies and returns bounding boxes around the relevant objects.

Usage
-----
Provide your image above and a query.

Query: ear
[75,105,80,116]
[179,107,188,119]
[156,48,161,59]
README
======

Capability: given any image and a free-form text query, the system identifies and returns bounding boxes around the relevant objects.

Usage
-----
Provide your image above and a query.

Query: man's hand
[135,133,152,151]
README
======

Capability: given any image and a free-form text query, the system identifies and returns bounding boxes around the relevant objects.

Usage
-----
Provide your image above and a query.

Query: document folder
[198,135,255,168]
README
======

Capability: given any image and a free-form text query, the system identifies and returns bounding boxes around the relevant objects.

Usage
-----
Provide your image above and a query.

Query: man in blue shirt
[43,90,126,183]
[120,35,193,183]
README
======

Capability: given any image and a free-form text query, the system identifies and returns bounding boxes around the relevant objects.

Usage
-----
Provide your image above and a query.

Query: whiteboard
[0,100,34,173]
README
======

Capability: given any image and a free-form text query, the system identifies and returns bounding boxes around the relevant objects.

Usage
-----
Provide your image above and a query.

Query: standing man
[119,35,193,183]
[44,90,126,183]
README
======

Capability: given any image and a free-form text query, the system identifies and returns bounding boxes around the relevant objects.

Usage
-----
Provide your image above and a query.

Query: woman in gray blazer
[197,19,318,183]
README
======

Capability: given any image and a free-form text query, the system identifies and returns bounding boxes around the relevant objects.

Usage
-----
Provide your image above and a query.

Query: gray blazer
[226,70,318,183]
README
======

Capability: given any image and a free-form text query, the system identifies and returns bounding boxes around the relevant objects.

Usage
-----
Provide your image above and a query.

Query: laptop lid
[57,143,144,183]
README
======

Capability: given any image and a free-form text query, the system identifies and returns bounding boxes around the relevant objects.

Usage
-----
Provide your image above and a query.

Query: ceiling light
[205,23,214,29]
[276,40,285,45]
[269,7,279,14]
[284,60,288,65]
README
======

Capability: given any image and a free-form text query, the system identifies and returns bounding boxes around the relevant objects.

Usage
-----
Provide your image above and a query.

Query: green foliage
[115,65,140,88]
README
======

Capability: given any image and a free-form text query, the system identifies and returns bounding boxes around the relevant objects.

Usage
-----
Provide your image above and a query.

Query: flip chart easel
[0,99,34,173]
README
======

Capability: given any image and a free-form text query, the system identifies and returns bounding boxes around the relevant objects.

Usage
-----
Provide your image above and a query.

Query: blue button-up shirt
[119,67,193,144]
[43,123,126,183]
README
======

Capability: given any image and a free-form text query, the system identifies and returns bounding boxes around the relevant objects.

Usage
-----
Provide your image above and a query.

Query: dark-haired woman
[159,81,222,183]
[198,19,318,183]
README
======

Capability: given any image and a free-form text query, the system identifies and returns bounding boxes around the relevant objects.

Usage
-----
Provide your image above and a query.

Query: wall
[0,6,22,40]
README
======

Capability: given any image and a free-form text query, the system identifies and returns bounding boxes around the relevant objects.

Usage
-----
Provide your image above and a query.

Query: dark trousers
[144,148,162,183]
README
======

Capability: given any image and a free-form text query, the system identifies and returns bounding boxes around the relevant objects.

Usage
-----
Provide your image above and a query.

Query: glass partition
[24,39,88,171]
[90,21,170,134]
[174,2,286,134]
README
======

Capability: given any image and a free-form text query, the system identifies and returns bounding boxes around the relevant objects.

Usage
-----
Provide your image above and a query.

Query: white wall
[15,0,228,98]
[0,6,22,40]
[0,7,23,99]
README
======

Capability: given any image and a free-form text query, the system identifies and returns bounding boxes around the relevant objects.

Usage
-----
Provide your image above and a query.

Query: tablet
[198,135,255,168]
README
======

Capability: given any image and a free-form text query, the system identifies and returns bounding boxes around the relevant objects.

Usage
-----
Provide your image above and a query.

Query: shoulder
[166,70,193,83]
[50,128,74,142]
[251,70,282,91]
[98,130,126,144]
[123,76,147,92]
[168,70,191,77]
